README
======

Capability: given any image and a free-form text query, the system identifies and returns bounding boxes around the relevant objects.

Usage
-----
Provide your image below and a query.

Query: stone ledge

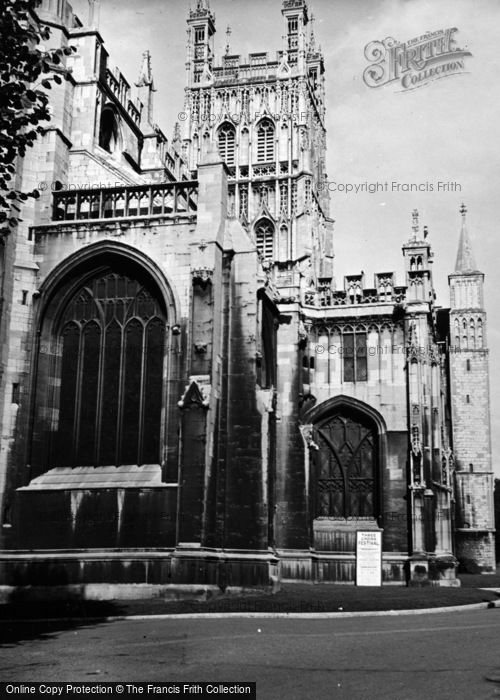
[18,465,174,489]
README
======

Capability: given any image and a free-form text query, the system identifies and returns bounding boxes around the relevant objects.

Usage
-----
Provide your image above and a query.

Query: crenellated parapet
[302,272,407,308]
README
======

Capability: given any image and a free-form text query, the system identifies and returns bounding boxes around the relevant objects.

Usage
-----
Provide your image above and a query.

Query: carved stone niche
[191,267,214,289]
[178,376,211,410]
[299,393,317,420]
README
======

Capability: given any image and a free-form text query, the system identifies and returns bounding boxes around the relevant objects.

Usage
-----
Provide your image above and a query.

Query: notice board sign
[356,530,382,586]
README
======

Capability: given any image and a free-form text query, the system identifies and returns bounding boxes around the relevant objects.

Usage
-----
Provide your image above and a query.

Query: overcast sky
[71,0,500,474]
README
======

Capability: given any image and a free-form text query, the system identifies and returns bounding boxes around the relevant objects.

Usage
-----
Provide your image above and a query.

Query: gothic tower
[182,0,333,284]
[448,204,495,572]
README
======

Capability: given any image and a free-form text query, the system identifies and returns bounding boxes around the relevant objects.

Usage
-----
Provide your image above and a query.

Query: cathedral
[0,0,495,599]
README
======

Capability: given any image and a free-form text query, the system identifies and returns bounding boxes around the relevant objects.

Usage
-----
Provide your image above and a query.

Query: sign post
[356,530,382,586]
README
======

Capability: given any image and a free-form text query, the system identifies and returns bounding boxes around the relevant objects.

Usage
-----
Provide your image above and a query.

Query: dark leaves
[0,0,67,235]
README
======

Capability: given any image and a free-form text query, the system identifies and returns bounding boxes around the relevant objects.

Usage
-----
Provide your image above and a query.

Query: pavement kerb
[3,599,500,624]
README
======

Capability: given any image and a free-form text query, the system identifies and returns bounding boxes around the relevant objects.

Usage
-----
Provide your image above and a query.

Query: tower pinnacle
[136,50,154,88]
[455,203,478,273]
[136,51,156,127]
[88,0,100,29]
[309,11,316,52]
[190,0,214,21]
[411,208,419,241]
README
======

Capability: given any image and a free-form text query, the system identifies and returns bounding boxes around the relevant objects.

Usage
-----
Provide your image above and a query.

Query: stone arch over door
[301,395,387,551]
[28,242,179,481]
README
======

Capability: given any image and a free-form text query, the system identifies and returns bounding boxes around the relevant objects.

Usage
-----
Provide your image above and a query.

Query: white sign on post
[356,530,382,586]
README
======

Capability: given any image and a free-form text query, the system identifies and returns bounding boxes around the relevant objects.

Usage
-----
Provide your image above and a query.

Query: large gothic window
[256,119,275,162]
[52,269,166,468]
[217,123,236,166]
[313,413,377,518]
[255,219,274,260]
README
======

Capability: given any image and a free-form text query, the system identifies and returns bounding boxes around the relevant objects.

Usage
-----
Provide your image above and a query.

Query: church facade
[0,0,495,598]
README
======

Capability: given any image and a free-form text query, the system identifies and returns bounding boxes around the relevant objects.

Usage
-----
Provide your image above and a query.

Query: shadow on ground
[2,574,500,637]
[0,601,127,645]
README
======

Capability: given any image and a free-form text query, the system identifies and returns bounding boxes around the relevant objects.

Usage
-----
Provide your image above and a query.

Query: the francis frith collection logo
[363,28,472,91]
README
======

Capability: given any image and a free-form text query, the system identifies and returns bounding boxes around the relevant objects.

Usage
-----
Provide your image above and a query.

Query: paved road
[2,609,500,699]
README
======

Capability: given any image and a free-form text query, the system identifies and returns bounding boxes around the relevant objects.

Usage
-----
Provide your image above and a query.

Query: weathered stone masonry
[0,0,495,598]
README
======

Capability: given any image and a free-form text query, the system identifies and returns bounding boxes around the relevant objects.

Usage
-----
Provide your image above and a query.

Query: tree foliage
[0,0,75,239]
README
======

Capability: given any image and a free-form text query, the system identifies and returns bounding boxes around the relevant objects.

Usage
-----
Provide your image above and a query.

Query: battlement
[303,272,406,307]
[203,47,322,86]
[282,0,308,9]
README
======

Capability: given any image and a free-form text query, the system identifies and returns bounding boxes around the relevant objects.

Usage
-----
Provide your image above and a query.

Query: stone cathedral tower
[448,205,495,572]
[182,0,333,282]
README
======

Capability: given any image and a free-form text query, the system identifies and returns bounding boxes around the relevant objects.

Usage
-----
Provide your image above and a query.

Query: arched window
[99,106,120,153]
[48,267,167,469]
[217,123,236,166]
[469,318,476,348]
[255,219,274,260]
[256,119,275,162]
[312,411,378,519]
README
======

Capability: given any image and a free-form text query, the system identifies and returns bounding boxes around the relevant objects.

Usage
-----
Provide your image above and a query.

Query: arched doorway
[312,412,378,519]
[302,396,386,555]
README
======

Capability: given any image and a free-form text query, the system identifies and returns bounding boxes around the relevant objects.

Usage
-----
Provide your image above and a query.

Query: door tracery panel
[313,413,377,518]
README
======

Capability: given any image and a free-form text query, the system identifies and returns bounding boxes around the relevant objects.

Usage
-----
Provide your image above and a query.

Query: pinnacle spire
[309,11,316,52]
[410,208,419,241]
[88,0,100,29]
[455,203,478,273]
[136,50,154,88]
